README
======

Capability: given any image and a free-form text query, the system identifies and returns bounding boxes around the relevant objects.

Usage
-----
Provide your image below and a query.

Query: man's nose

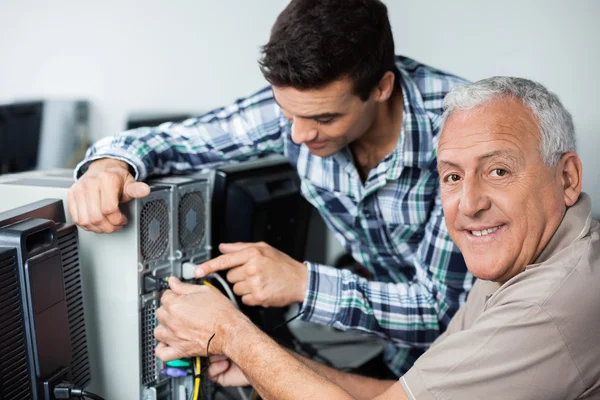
[291,119,318,144]
[459,177,491,218]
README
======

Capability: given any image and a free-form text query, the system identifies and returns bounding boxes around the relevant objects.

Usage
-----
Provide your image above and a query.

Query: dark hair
[259,0,397,101]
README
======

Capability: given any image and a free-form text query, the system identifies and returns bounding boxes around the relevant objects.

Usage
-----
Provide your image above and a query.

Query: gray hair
[440,77,576,166]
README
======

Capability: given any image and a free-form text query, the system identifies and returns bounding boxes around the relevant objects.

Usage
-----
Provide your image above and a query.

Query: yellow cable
[202,280,217,290]
[193,356,201,400]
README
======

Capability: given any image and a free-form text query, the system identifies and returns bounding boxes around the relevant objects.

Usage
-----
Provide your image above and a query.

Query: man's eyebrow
[437,150,523,170]
[478,150,523,163]
[301,112,345,119]
[273,97,344,120]
[437,159,459,170]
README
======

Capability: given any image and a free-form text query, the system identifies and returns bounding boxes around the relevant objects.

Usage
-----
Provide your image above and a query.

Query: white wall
[1,0,599,214]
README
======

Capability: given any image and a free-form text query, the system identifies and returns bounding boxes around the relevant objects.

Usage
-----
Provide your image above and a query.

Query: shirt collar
[534,192,593,264]
[383,67,436,182]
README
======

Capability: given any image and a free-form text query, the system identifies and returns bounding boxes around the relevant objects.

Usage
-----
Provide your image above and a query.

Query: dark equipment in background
[0,101,89,175]
[211,157,327,345]
[126,112,192,130]
[0,199,92,399]
[212,158,312,262]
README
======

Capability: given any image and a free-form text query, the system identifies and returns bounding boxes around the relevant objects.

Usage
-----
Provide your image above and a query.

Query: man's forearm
[225,318,354,400]
[286,350,396,400]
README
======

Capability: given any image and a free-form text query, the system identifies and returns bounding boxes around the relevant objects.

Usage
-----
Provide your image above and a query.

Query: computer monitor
[0,199,90,400]
[211,157,312,261]
[0,100,90,175]
[0,102,43,174]
[211,157,314,339]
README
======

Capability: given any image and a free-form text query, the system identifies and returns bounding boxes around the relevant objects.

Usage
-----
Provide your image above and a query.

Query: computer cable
[202,272,240,309]
[53,384,104,400]
[191,356,201,400]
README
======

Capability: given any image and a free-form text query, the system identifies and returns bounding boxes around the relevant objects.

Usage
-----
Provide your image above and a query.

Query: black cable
[71,388,105,400]
[54,385,104,400]
[265,310,304,334]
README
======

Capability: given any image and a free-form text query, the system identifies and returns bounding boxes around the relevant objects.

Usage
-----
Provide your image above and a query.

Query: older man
[154,77,600,399]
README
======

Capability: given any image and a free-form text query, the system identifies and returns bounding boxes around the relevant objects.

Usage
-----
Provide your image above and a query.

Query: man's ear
[372,71,396,103]
[559,152,583,207]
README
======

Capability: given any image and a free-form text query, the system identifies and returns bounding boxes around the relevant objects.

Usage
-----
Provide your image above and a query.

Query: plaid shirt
[76,56,474,375]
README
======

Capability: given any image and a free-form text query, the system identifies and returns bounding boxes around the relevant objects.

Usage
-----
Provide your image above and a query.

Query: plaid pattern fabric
[76,56,474,375]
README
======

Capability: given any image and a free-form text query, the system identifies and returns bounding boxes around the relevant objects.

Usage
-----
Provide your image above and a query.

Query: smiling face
[438,97,571,283]
[272,77,379,157]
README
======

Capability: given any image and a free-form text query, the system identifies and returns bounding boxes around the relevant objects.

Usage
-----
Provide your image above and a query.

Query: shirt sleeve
[400,301,586,400]
[300,189,472,348]
[74,86,286,180]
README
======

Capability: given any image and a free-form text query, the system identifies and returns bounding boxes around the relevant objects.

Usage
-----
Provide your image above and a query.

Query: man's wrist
[296,261,310,303]
[87,158,130,173]
[219,312,256,357]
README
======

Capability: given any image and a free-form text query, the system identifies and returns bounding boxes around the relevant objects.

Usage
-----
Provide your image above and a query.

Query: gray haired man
[153,77,600,399]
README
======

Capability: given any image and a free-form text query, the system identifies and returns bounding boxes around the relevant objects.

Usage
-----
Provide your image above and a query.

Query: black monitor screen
[0,102,44,174]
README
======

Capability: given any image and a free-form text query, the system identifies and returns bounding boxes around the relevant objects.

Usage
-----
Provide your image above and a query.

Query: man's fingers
[232,281,252,297]
[99,178,128,227]
[154,322,171,342]
[218,242,263,253]
[195,250,258,277]
[155,341,180,362]
[207,359,230,379]
[67,188,79,224]
[226,267,246,284]
[86,186,120,233]
[122,180,151,202]
[241,294,259,307]
[168,276,204,295]
[209,354,229,363]
[106,211,128,227]
[159,288,177,304]
[97,186,126,232]
[74,188,100,232]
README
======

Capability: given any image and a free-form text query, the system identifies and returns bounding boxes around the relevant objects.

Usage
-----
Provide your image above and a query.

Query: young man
[69,0,471,375]
[154,77,600,399]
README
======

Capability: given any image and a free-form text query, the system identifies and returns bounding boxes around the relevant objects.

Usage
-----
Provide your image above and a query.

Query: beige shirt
[400,193,600,399]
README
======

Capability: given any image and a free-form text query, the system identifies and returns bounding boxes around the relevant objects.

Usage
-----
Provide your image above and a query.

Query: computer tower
[0,199,90,400]
[0,100,89,174]
[0,169,212,400]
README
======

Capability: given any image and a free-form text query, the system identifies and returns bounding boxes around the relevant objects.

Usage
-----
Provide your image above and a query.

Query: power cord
[54,384,104,400]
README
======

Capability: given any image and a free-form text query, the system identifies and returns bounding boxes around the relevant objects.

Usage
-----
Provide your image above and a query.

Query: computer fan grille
[178,191,206,249]
[58,225,90,388]
[0,249,32,400]
[140,199,169,262]
[141,300,158,386]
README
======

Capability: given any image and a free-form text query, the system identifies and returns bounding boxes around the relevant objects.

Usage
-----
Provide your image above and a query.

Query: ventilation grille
[178,192,206,249]
[58,226,90,388]
[0,249,32,400]
[140,199,169,262]
[141,300,158,386]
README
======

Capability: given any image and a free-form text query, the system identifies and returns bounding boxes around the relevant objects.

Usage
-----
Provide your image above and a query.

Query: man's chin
[306,147,337,158]
[464,257,507,282]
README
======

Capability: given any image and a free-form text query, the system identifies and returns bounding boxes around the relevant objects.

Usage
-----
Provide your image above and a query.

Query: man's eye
[316,118,334,125]
[445,174,461,183]
[491,169,508,177]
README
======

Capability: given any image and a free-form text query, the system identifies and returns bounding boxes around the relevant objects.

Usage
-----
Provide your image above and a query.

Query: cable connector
[53,383,74,399]
[53,383,105,400]
[182,262,197,280]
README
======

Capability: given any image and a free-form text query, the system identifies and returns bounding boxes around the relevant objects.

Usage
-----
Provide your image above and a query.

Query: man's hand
[154,277,250,361]
[195,242,309,307]
[207,355,251,387]
[67,158,150,233]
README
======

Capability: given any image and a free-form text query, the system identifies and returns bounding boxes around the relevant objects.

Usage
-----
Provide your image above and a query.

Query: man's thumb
[169,276,202,295]
[122,180,151,201]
